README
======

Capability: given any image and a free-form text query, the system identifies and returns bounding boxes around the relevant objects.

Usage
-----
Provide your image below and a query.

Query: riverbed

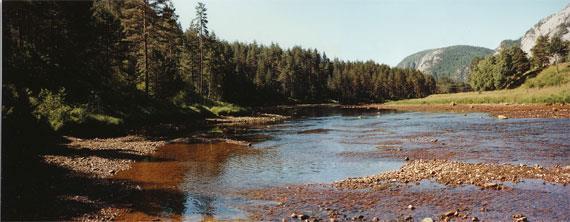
[117,107,570,221]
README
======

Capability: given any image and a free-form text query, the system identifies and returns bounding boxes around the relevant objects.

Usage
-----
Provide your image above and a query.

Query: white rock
[520,4,570,55]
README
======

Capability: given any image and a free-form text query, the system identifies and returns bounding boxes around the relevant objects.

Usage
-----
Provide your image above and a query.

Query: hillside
[505,4,570,55]
[387,63,570,105]
[396,45,494,82]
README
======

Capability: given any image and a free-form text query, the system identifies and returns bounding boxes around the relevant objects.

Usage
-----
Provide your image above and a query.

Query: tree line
[0,0,442,181]
[3,0,436,132]
[468,35,569,91]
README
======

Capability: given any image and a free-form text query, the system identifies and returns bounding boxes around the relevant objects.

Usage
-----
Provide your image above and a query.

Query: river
[118,107,570,220]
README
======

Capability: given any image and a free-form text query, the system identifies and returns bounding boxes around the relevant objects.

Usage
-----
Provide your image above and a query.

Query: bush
[31,88,87,131]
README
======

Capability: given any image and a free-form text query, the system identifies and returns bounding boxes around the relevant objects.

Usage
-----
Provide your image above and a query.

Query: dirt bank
[352,103,570,118]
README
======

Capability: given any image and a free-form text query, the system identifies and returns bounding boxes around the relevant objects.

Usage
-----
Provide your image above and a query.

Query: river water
[172,110,570,220]
[136,108,570,220]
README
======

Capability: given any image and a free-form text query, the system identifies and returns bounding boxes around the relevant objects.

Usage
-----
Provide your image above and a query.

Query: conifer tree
[531,35,551,68]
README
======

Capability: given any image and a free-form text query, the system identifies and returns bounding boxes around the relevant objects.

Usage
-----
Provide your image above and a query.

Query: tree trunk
[143,1,149,95]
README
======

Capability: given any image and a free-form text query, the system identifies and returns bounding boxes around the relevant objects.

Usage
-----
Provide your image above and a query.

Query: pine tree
[191,2,209,99]
[508,46,530,75]
[121,0,156,94]
[548,35,570,73]
[531,35,550,68]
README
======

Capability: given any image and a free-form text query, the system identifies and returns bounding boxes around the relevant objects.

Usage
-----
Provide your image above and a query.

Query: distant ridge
[396,45,494,82]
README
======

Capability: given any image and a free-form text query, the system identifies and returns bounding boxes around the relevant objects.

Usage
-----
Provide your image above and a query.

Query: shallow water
[175,109,570,220]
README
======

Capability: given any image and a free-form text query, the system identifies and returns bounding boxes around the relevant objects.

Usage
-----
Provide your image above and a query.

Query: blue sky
[171,0,568,66]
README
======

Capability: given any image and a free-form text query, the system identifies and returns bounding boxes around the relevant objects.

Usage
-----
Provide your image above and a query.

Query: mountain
[396,45,494,82]
[518,4,570,55]
[495,39,521,52]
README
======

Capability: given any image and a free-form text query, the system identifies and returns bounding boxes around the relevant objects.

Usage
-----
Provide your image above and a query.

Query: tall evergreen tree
[531,35,551,68]
[121,0,156,94]
[191,2,209,98]
[547,35,570,74]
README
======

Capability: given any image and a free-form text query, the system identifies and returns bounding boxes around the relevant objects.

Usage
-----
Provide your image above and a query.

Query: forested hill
[396,45,494,82]
[3,0,436,135]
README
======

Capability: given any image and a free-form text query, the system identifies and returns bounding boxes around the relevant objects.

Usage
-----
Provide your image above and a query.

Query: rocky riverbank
[43,136,166,179]
[352,103,570,119]
[241,160,570,221]
[335,159,570,190]
[207,113,289,126]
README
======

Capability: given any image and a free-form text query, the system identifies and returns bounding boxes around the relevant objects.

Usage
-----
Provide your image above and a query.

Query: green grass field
[389,63,570,105]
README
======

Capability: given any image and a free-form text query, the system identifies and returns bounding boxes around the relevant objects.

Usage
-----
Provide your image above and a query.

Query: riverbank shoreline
[8,103,570,220]
[351,103,570,119]
[28,111,290,221]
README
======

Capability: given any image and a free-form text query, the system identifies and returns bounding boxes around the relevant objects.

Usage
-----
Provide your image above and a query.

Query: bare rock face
[520,4,570,55]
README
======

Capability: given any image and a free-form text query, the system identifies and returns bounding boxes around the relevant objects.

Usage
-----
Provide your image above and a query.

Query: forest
[468,35,569,91]
[3,0,436,137]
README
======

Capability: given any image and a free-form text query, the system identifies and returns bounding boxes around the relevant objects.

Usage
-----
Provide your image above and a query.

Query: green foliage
[548,35,570,73]
[389,84,570,105]
[498,39,521,50]
[469,56,498,91]
[31,89,85,131]
[397,45,494,81]
[392,63,570,105]
[3,0,439,141]
[531,35,551,68]
[469,46,532,91]
[436,77,471,94]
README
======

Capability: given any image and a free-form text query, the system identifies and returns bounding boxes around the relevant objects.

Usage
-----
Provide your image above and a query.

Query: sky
[171,0,568,66]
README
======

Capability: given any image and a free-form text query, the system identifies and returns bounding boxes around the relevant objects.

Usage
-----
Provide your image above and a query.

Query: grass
[87,114,123,125]
[524,63,570,88]
[388,63,570,105]
[207,101,250,116]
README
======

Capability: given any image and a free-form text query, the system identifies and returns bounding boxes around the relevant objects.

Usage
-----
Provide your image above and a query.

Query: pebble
[407,204,415,210]
[290,213,298,218]
[512,214,528,222]
[404,156,410,161]
[421,218,434,222]
[372,217,380,222]
[471,216,479,221]
[444,210,457,217]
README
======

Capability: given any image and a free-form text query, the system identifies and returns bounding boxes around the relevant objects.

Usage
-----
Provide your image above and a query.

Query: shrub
[31,88,88,131]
